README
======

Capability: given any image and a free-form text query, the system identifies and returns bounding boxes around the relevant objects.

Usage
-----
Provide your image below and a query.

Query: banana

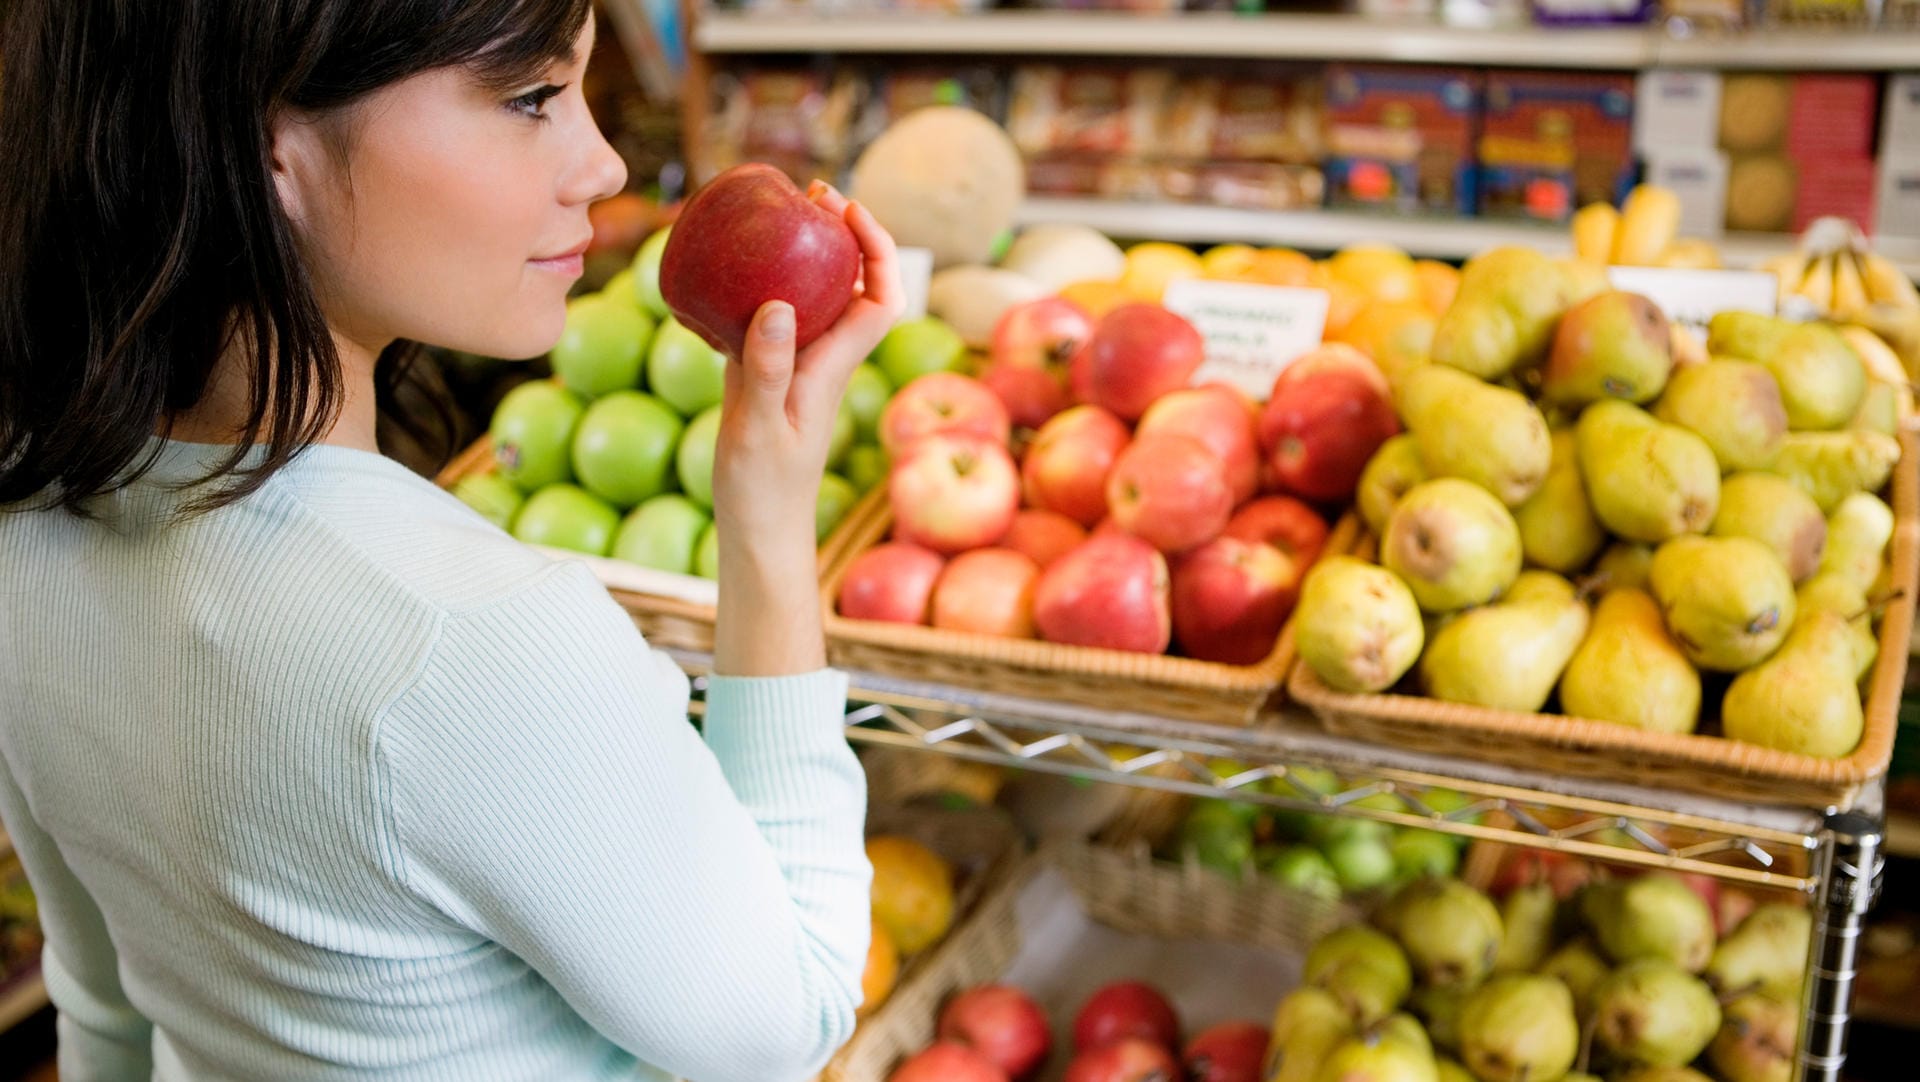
[1612,185,1682,266]
[1572,203,1620,265]
[1657,237,1724,270]
[1798,253,1838,312]
[1861,252,1920,311]
[1762,252,1812,306]
[1860,303,1920,382]
[1832,251,1872,320]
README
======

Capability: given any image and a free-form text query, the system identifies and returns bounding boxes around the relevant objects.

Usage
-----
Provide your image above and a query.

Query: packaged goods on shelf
[1767,0,1872,22]
[1879,157,1920,240]
[1798,158,1879,235]
[1160,69,1326,164]
[1719,73,1793,154]
[1884,75,1920,157]
[857,65,1004,144]
[1007,65,1176,159]
[1726,152,1799,233]
[1531,0,1654,25]
[1644,149,1730,238]
[700,64,865,185]
[1477,70,1636,223]
[1789,75,1879,159]
[1632,69,1720,156]
[1324,64,1482,217]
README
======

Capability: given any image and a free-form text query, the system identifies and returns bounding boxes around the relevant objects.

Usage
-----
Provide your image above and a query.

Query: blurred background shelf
[0,969,45,1037]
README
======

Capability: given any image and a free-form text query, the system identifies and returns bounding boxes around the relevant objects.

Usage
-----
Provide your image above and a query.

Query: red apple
[1034,536,1171,654]
[1270,341,1389,399]
[1064,1039,1181,1082]
[1074,981,1181,1054]
[932,548,1042,638]
[660,163,859,357]
[937,985,1054,1081]
[891,433,1022,555]
[880,372,1014,457]
[1171,537,1299,666]
[982,361,1072,431]
[890,1042,1011,1082]
[837,543,945,624]
[1002,509,1088,569]
[1022,406,1132,528]
[1137,386,1261,506]
[1182,1022,1270,1082]
[986,297,1096,428]
[1222,497,1330,570]
[1074,304,1206,421]
[1258,368,1399,504]
[1106,434,1234,555]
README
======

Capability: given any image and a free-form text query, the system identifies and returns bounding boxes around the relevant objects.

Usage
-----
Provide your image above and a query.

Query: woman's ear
[267,109,328,226]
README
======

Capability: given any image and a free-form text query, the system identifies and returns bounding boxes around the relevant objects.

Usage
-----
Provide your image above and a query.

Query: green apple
[451,472,525,531]
[843,363,892,441]
[551,295,654,399]
[512,483,620,556]
[630,226,672,319]
[872,315,966,388]
[1389,829,1460,882]
[602,269,642,311]
[1306,813,1390,848]
[1323,833,1396,893]
[490,379,584,491]
[843,444,889,493]
[612,494,711,574]
[676,405,722,509]
[571,391,684,508]
[827,401,856,472]
[647,317,727,417]
[1266,845,1342,901]
[694,522,721,580]
[816,473,859,543]
[1179,801,1254,877]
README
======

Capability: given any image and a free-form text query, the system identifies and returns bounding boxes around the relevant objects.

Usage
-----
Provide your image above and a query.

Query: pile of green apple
[454,225,971,577]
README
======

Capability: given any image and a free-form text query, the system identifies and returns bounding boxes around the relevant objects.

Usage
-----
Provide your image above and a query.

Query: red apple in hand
[1171,537,1299,665]
[1258,366,1399,504]
[1002,509,1088,569]
[1106,434,1234,555]
[1034,535,1171,654]
[1182,1022,1270,1082]
[838,543,944,624]
[985,297,1096,428]
[1075,304,1206,421]
[1023,406,1131,528]
[891,433,1021,555]
[1223,497,1330,570]
[890,1042,1010,1082]
[1064,1039,1181,1082]
[1074,981,1181,1054]
[659,163,859,356]
[880,372,1013,457]
[1137,386,1261,506]
[933,549,1042,638]
[938,985,1054,1081]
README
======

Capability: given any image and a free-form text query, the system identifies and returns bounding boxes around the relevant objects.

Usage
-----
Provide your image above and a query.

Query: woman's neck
[166,328,384,452]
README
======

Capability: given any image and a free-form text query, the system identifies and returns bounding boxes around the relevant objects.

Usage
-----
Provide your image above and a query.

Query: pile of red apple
[836,296,1399,665]
[890,980,1270,1082]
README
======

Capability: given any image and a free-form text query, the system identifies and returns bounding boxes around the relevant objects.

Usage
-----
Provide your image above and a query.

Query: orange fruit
[1200,243,1261,281]
[1328,243,1420,305]
[1415,259,1461,316]
[867,835,955,954]
[858,917,900,1018]
[1057,279,1134,319]
[1337,300,1435,386]
[1321,277,1369,341]
[1120,242,1203,302]
[1249,248,1315,287]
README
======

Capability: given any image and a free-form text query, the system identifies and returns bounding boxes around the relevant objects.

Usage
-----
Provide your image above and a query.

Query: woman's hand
[710,184,903,677]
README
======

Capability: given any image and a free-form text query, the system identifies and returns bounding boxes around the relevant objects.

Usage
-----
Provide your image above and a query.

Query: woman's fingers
[793,200,904,381]
[731,301,799,425]
[845,201,903,319]
[809,180,852,218]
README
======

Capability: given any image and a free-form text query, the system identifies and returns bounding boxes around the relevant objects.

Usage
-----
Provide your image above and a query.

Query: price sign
[1161,279,1331,400]
[1605,267,1777,334]
[895,247,935,322]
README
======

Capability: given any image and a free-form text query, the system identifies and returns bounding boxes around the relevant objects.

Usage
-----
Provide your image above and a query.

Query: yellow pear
[1722,611,1866,758]
[1560,589,1701,734]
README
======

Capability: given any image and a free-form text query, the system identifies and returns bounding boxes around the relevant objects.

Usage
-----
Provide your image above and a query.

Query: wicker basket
[821,503,1362,726]
[824,839,1352,1082]
[435,436,880,653]
[1289,431,1920,810]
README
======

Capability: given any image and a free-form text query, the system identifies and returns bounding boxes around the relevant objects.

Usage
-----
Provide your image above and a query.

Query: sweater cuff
[703,668,851,754]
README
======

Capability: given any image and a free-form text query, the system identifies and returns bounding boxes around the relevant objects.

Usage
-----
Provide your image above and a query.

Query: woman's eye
[507,84,565,121]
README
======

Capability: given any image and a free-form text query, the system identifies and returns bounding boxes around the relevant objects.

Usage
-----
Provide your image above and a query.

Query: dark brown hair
[0,0,591,512]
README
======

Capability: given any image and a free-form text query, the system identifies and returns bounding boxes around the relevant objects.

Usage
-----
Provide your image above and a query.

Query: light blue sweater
[0,440,871,1081]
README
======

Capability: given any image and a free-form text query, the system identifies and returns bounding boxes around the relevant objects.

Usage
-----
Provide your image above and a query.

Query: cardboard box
[1324,64,1483,216]
[1634,70,1722,154]
[1646,149,1730,238]
[1477,70,1636,222]
[1883,75,1920,157]
[1789,75,1879,160]
[1794,156,1877,234]
[1877,155,1920,240]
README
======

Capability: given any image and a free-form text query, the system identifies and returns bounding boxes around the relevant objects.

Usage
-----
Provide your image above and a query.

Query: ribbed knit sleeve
[375,561,869,1082]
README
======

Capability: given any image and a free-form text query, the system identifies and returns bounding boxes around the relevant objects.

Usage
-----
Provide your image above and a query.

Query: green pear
[1712,472,1828,582]
[1852,379,1901,436]
[1594,542,1655,592]
[1458,974,1580,1082]
[1538,939,1610,1020]
[1295,557,1427,693]
[1766,323,1868,431]
[1541,290,1674,407]
[1708,311,1792,362]
[1584,873,1717,972]
[1578,400,1720,543]
[1493,881,1557,973]
[1272,988,1357,1082]
[1410,985,1465,1053]
[1820,491,1895,592]
[1771,429,1901,513]
[1359,434,1429,537]
[1707,903,1812,1001]
[1650,536,1797,671]
[1722,611,1865,757]
[1795,571,1878,679]
[1709,993,1798,1082]
[1431,246,1582,380]
[1652,359,1788,472]
[1592,960,1723,1068]
[1418,572,1589,712]
[1434,1060,1474,1082]
[1616,1069,1716,1082]
[1559,588,1701,734]
[1307,925,1415,1026]
[1515,429,1607,573]
[1398,364,1553,507]
[1382,480,1523,614]
[1311,1019,1440,1082]
[1388,877,1504,989]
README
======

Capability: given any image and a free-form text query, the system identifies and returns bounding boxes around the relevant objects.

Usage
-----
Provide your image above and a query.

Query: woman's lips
[530,238,592,276]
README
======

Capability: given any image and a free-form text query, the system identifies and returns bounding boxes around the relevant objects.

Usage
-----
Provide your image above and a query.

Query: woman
[0,2,900,1080]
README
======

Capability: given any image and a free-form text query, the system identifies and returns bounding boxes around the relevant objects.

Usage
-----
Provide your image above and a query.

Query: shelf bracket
[1799,811,1885,1082]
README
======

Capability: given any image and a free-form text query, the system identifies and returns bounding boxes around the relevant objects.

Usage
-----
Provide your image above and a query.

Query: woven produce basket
[1290,431,1920,809]
[821,502,1362,726]
[824,839,1351,1082]
[435,436,880,653]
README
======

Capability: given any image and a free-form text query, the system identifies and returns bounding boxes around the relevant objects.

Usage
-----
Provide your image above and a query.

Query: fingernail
[761,302,795,342]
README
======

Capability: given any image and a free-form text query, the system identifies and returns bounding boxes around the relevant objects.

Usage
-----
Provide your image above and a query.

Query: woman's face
[275,15,626,361]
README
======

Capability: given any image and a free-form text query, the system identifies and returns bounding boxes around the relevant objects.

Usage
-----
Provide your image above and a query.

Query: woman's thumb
[736,301,797,409]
